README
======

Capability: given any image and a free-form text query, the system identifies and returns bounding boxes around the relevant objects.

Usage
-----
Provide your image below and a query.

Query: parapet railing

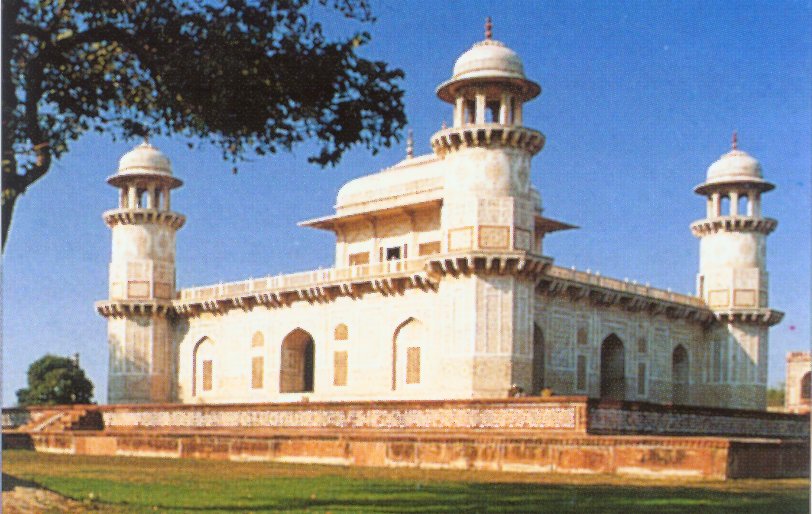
[177,256,705,308]
[546,265,706,308]
[178,257,430,302]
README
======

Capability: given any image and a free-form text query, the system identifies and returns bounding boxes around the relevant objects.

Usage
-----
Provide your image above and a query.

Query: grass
[3,449,809,513]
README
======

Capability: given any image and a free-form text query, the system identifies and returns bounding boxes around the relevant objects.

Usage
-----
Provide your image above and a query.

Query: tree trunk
[2,190,19,251]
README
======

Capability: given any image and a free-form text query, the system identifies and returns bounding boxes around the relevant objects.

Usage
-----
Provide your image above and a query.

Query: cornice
[690,216,777,237]
[430,124,544,157]
[103,208,186,229]
[95,299,175,318]
[537,266,714,324]
[712,308,784,326]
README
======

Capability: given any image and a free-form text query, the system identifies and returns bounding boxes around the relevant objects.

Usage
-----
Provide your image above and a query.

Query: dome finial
[731,130,738,150]
[406,129,414,159]
[485,17,493,40]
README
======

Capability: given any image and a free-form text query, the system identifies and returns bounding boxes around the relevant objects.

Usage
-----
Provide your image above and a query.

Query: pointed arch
[280,328,315,393]
[801,372,811,401]
[532,324,545,394]
[672,344,689,404]
[392,318,424,390]
[192,337,215,397]
[600,334,625,401]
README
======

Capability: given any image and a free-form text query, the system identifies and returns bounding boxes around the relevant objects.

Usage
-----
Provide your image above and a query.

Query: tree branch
[19,58,51,190]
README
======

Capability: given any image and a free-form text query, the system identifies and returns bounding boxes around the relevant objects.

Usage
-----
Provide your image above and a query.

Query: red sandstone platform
[3,398,808,480]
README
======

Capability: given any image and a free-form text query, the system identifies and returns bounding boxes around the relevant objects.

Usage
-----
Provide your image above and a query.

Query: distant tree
[2,0,406,249]
[766,383,785,408]
[16,354,94,406]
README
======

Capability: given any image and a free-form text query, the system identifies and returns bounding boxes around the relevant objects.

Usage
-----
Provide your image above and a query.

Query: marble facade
[96,27,783,411]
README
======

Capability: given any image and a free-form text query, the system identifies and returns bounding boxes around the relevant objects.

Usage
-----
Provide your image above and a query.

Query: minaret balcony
[690,215,777,237]
[431,124,545,157]
[712,308,784,326]
[103,208,186,229]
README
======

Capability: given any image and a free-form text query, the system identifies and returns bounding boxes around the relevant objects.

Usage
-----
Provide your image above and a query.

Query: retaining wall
[3,398,808,479]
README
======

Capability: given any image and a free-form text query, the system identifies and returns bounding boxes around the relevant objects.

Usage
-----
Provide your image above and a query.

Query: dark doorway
[600,334,625,400]
[672,345,689,404]
[280,328,315,393]
[532,324,545,394]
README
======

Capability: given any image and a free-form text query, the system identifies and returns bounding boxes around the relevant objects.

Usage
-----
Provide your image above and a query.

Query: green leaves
[16,354,94,406]
[3,0,406,248]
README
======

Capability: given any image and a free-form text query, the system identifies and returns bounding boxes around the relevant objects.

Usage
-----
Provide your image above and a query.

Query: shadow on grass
[2,472,42,492]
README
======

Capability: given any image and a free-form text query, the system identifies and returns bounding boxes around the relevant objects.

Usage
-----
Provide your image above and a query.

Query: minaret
[429,20,569,397]
[431,17,545,252]
[691,134,782,409]
[96,141,185,403]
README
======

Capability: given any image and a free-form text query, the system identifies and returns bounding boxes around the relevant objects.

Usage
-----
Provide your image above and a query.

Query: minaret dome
[436,18,540,130]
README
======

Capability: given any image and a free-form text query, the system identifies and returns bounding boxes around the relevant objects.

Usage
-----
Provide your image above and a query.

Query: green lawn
[3,450,809,513]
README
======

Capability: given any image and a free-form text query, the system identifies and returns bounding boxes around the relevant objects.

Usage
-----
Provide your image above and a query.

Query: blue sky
[3,1,810,405]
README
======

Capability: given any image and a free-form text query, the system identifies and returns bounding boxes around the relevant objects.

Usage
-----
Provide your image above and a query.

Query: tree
[16,354,94,406]
[766,383,785,409]
[2,0,406,249]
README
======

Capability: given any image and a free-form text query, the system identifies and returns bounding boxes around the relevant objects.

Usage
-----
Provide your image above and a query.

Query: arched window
[334,324,348,341]
[600,334,625,401]
[737,195,748,217]
[531,324,545,394]
[485,100,500,123]
[251,332,264,389]
[136,188,147,208]
[279,328,315,393]
[577,326,588,346]
[672,345,689,404]
[720,195,731,216]
[192,337,215,397]
[393,318,425,390]
[801,372,811,401]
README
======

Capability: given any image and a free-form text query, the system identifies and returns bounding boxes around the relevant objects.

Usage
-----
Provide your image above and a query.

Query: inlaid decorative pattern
[102,402,580,430]
[127,281,150,298]
[733,289,756,307]
[589,406,808,439]
[478,225,510,249]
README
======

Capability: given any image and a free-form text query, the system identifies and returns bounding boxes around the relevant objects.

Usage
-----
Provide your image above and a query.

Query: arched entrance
[600,334,625,400]
[532,324,545,394]
[801,372,811,401]
[280,328,315,393]
[192,337,215,397]
[672,345,689,404]
[392,318,424,390]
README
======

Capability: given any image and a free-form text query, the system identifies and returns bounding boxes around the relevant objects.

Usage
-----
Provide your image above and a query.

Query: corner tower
[96,141,185,403]
[691,134,782,409]
[429,20,571,397]
[431,18,546,255]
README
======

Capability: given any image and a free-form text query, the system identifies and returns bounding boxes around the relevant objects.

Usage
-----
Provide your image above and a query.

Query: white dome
[336,155,443,209]
[108,141,182,188]
[436,37,540,103]
[695,144,774,195]
[117,141,172,176]
[452,40,525,82]
[706,149,762,183]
